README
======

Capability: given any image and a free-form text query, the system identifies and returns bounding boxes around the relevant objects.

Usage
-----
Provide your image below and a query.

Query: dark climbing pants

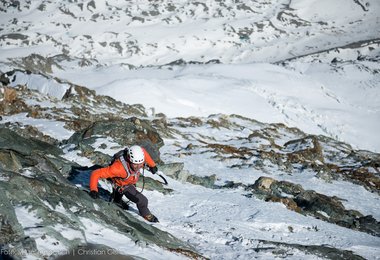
[113,185,151,217]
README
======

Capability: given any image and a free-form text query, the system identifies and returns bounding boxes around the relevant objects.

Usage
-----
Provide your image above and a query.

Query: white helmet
[127,145,145,164]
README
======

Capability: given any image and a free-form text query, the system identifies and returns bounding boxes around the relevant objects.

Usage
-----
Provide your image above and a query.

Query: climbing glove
[149,166,158,174]
[90,190,99,199]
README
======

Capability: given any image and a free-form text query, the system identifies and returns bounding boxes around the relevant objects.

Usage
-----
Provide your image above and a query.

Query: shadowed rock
[248,176,380,236]
[257,239,365,260]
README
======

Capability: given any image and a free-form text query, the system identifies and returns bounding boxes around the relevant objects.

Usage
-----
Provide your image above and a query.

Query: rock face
[64,117,164,165]
[0,127,65,174]
[248,176,380,237]
[0,76,204,258]
[0,128,201,259]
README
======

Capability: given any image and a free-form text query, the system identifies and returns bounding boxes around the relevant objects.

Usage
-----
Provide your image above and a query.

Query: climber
[89,145,159,223]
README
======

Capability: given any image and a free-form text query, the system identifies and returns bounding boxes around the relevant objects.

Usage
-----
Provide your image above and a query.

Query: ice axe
[157,171,168,185]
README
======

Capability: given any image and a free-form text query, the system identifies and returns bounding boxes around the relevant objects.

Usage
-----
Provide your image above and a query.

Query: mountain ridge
[1,0,379,69]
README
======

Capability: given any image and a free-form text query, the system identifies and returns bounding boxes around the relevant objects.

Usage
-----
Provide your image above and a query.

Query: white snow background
[1,0,380,259]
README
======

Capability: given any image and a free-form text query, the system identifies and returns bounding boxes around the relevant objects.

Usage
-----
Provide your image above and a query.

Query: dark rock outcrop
[64,117,164,165]
[257,239,365,260]
[248,176,380,236]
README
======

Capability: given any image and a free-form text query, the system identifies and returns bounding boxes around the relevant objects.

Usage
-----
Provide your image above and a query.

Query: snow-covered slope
[1,0,380,259]
[0,0,379,67]
[1,78,380,259]
[1,0,379,152]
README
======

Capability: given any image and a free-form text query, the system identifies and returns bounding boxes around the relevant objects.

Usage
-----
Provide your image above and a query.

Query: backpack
[110,148,129,165]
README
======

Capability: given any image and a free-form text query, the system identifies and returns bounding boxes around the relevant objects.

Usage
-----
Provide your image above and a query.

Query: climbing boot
[144,214,159,223]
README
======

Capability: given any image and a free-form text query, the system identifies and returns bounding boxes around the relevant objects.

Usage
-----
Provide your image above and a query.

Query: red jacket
[89,148,156,192]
